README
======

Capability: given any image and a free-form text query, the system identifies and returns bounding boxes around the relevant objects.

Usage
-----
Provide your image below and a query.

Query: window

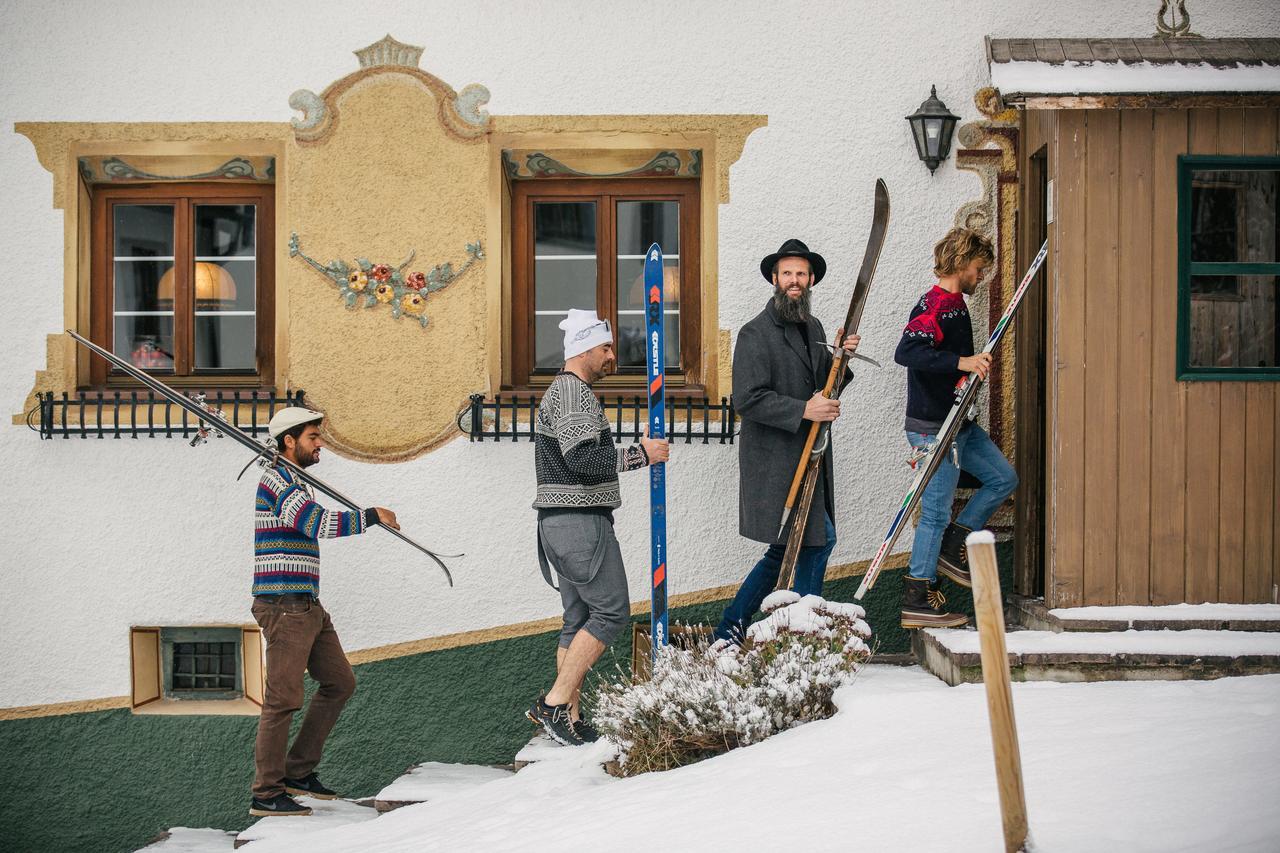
[511,178,700,391]
[130,625,264,714]
[90,183,275,387]
[1177,156,1280,379]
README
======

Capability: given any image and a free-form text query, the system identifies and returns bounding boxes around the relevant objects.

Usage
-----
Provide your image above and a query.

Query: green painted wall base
[0,544,1014,852]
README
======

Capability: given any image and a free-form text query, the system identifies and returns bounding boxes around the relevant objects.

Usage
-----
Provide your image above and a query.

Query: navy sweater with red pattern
[894,285,973,432]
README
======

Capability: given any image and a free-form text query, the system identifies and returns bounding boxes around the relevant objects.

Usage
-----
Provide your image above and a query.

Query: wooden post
[968,530,1029,853]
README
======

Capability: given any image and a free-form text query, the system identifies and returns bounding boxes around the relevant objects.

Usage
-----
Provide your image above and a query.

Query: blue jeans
[714,513,837,642]
[906,423,1017,581]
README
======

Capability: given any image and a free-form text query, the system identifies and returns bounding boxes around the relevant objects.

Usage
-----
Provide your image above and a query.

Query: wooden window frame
[510,177,702,395]
[89,182,276,389]
[1176,155,1280,380]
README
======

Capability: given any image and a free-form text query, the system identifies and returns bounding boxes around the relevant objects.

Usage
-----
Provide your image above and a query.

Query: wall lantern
[906,85,959,174]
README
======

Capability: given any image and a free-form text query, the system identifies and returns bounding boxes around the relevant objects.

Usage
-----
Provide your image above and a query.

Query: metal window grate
[171,641,237,691]
[460,393,738,444]
[30,389,305,440]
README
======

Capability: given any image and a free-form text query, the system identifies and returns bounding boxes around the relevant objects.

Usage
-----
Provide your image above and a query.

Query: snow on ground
[137,828,235,852]
[927,628,1280,656]
[241,666,1280,853]
[375,762,512,803]
[235,796,378,846]
[1049,603,1280,623]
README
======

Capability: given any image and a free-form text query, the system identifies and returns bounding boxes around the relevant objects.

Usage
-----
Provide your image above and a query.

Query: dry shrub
[594,594,872,775]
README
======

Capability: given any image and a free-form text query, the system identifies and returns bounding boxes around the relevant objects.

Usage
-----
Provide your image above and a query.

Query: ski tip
[646,241,662,262]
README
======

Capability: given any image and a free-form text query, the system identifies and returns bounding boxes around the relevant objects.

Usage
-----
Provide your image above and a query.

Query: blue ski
[644,242,668,658]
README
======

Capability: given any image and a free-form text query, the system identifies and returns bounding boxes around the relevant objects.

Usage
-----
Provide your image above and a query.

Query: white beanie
[560,309,613,360]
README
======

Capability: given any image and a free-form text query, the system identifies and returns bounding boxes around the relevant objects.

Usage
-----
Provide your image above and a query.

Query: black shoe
[284,772,338,800]
[937,522,974,587]
[572,716,600,743]
[900,576,968,629]
[525,695,583,746]
[249,793,313,817]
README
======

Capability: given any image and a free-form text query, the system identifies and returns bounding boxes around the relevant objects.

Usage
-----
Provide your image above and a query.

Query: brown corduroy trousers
[250,597,355,799]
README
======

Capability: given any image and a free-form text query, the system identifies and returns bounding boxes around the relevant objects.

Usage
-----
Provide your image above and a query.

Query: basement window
[130,625,264,715]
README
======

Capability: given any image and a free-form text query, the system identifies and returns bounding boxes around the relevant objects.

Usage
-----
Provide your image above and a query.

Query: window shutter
[241,626,265,707]
[130,628,162,708]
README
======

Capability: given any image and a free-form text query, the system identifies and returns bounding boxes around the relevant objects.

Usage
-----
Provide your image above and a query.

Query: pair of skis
[644,243,669,656]
[67,330,459,585]
[774,180,890,590]
[853,239,1050,600]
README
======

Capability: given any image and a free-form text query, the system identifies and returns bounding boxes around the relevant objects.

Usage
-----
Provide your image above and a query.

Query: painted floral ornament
[288,232,484,329]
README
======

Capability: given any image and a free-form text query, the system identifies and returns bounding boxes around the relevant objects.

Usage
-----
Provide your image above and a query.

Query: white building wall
[1,0,1275,708]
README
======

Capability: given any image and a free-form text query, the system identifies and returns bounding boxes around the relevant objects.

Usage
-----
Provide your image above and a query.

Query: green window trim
[1176,154,1280,381]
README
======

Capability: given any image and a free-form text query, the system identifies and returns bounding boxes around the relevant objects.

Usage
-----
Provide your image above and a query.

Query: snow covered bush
[594,593,872,775]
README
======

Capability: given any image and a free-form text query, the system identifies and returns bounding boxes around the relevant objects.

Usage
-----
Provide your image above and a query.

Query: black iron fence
[461,393,738,444]
[31,389,306,440]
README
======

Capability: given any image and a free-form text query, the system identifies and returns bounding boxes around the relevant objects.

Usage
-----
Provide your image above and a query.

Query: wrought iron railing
[461,393,738,444]
[31,389,306,440]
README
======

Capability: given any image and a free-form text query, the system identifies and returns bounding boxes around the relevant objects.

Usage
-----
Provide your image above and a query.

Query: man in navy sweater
[893,228,1017,628]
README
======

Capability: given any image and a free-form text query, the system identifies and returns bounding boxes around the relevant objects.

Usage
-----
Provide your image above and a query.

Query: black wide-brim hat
[759,238,826,285]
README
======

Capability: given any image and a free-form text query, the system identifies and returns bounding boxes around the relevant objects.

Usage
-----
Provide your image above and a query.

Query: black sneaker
[249,793,313,817]
[284,772,338,800]
[525,695,583,746]
[572,716,600,743]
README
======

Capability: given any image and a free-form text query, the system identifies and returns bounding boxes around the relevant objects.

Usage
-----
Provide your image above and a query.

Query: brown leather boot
[937,522,973,587]
[900,577,968,629]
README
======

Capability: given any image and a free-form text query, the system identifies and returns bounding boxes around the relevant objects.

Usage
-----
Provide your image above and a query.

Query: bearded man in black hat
[712,239,860,644]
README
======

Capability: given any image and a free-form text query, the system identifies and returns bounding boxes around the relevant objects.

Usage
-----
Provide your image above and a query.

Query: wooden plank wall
[1045,107,1280,606]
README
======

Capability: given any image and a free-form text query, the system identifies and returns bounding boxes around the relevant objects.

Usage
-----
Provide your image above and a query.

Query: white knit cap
[268,406,324,439]
[560,309,613,360]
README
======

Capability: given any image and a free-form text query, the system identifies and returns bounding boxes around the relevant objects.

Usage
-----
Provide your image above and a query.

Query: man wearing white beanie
[527,309,670,745]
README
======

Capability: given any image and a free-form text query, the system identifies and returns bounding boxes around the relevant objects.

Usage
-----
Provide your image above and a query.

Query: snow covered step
[373,762,513,812]
[1008,596,1280,633]
[136,827,236,852]
[914,627,1280,687]
[232,797,378,849]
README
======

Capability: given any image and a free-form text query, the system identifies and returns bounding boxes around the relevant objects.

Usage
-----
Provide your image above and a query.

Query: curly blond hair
[933,228,994,277]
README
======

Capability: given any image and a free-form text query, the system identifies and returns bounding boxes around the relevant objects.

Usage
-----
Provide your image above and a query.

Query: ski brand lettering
[643,243,669,659]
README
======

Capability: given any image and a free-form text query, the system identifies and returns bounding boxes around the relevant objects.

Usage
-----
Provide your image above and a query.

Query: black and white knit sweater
[533,371,648,511]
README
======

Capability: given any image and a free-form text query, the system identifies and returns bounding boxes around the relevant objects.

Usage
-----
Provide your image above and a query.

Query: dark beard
[773,285,811,324]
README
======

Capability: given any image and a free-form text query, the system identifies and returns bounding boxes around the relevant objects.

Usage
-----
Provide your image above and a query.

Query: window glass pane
[190,259,255,312]
[114,204,174,257]
[616,200,678,256]
[617,312,680,371]
[1188,275,1277,368]
[195,315,256,371]
[617,260,681,370]
[195,204,255,258]
[116,260,174,313]
[534,202,597,370]
[616,201,680,371]
[1190,170,1278,263]
[115,315,174,371]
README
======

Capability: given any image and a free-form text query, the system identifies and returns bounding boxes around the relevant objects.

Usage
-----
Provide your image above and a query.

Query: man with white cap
[527,309,670,746]
[248,407,398,817]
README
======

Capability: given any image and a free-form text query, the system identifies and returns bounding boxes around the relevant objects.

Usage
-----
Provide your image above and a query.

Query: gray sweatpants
[537,512,630,647]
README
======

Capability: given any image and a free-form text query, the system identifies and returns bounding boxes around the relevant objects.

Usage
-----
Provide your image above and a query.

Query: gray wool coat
[733,299,844,546]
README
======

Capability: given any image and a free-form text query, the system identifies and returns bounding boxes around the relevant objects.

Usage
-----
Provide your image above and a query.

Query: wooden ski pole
[968,530,1029,853]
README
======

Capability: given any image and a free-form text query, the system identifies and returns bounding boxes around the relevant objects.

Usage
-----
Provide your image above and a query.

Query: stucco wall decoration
[283,35,493,461]
[289,233,484,328]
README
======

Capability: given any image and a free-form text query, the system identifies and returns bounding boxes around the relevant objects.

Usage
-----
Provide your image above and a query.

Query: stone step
[372,762,513,812]
[233,796,378,848]
[914,626,1280,687]
[1008,595,1280,633]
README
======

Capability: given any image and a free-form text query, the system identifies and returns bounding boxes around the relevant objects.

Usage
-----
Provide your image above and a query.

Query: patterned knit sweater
[253,464,374,597]
[533,371,648,511]
[894,285,973,433]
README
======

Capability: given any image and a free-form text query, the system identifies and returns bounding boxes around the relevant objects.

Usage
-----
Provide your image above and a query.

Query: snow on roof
[987,37,1280,96]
